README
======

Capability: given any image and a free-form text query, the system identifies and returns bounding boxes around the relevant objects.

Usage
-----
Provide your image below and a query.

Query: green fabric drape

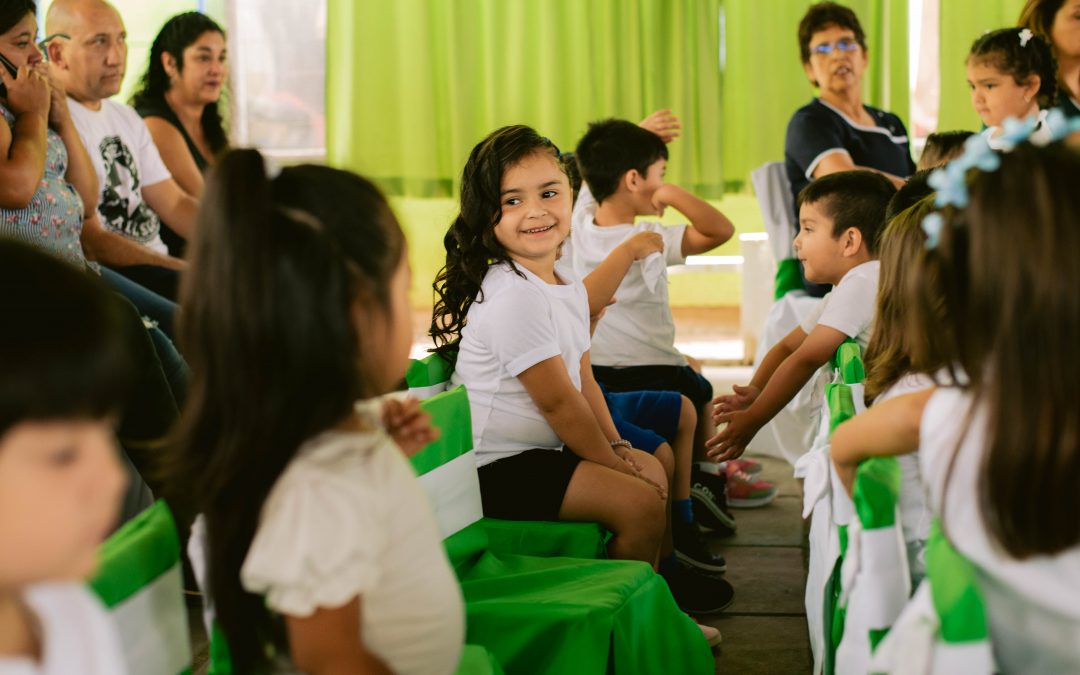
[937,0,1027,132]
[327,0,725,198]
[718,0,908,190]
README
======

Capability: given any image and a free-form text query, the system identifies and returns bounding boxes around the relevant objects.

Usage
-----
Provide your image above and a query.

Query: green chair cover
[406,352,456,399]
[868,520,995,673]
[457,644,507,675]
[409,358,612,560]
[88,500,192,675]
[416,386,713,675]
[775,257,805,299]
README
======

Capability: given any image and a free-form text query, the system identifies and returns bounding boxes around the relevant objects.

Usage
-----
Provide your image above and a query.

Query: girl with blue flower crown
[830,124,1080,670]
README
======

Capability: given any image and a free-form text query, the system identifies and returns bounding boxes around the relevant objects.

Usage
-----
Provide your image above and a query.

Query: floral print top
[0,103,88,270]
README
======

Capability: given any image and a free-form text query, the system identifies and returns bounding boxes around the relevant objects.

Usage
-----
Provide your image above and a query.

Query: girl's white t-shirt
[0,583,126,675]
[920,387,1080,667]
[241,415,465,675]
[450,262,590,467]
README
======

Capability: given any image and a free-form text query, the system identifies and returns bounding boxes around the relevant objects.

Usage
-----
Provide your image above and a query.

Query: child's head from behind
[921,142,1080,558]
[966,28,1058,128]
[177,150,408,672]
[917,131,974,171]
[864,197,945,401]
[431,126,569,357]
[575,118,668,209]
[794,170,896,284]
[0,241,130,587]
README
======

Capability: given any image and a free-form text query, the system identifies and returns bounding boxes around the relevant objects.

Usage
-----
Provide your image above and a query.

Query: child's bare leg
[559,451,667,563]
[694,397,716,462]
[654,442,676,559]
[674,396,696,500]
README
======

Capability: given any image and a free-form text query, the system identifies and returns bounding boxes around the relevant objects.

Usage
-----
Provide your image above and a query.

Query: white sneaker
[696,621,722,648]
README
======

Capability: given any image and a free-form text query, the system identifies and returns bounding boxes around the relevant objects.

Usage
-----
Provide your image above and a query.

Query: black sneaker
[673,518,727,573]
[691,467,737,536]
[664,560,735,615]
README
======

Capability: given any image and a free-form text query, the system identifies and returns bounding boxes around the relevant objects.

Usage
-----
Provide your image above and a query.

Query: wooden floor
[701,456,812,674]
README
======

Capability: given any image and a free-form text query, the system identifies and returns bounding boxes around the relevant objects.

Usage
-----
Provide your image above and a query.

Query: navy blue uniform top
[784,98,914,225]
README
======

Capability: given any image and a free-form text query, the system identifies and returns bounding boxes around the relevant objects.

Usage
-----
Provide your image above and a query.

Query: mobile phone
[0,52,17,98]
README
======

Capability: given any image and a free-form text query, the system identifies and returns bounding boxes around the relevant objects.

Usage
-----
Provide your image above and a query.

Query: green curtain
[718,0,908,191]
[936,0,1027,132]
[326,0,725,198]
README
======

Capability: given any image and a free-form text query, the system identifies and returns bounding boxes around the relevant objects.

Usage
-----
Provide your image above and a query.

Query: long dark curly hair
[131,12,229,155]
[429,125,565,360]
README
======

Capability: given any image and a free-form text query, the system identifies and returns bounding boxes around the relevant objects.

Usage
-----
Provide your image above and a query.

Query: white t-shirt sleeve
[241,445,386,617]
[482,280,563,376]
[130,111,171,187]
[661,222,688,265]
[811,276,876,338]
[799,296,828,335]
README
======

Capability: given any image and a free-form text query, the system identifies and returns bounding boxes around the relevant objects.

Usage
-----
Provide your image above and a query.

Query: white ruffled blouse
[240,421,464,675]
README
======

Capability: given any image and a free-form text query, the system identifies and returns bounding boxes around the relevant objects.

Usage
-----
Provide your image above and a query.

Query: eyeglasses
[810,38,859,56]
[36,33,70,59]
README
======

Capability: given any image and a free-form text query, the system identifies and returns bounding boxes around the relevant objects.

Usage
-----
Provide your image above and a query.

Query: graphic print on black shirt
[98,135,161,244]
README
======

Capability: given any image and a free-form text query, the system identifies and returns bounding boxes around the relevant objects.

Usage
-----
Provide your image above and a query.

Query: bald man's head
[46,0,127,107]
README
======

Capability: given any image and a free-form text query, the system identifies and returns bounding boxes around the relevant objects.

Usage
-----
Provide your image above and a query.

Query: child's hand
[705,410,761,461]
[711,384,760,421]
[649,184,684,217]
[609,448,667,501]
[622,231,664,260]
[639,109,682,143]
[382,397,440,457]
[1,65,51,119]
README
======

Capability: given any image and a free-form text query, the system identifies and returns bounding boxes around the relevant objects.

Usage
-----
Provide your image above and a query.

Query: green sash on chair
[88,500,192,675]
[408,356,611,559]
[775,257,806,299]
[415,386,713,675]
[868,520,995,673]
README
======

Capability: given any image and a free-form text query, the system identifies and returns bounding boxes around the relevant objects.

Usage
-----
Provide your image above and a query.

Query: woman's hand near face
[39,63,73,133]
[1,65,50,119]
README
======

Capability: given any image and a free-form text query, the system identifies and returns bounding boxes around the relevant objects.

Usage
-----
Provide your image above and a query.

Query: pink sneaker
[726,458,762,476]
[723,463,777,508]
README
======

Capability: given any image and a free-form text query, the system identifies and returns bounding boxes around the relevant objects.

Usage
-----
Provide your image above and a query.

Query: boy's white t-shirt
[68,99,172,255]
[799,260,880,349]
[920,387,1080,666]
[241,411,465,675]
[0,582,127,674]
[563,183,687,367]
[449,261,590,466]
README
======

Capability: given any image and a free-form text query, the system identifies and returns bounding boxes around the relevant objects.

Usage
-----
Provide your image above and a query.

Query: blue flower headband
[921,110,1080,248]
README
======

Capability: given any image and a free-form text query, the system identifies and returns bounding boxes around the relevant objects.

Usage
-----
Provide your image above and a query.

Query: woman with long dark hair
[132,12,228,210]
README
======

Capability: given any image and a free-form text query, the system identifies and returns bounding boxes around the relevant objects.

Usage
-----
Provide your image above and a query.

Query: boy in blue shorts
[569,116,777,509]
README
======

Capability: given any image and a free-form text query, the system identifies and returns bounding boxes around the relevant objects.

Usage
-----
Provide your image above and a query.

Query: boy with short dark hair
[708,170,896,461]
[568,118,780,508]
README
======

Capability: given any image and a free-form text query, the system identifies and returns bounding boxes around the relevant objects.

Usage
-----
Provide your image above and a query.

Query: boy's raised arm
[651,184,735,256]
[581,231,663,315]
[706,324,848,460]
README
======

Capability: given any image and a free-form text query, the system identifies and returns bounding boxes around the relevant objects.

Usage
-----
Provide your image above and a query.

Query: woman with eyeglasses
[784,3,914,294]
